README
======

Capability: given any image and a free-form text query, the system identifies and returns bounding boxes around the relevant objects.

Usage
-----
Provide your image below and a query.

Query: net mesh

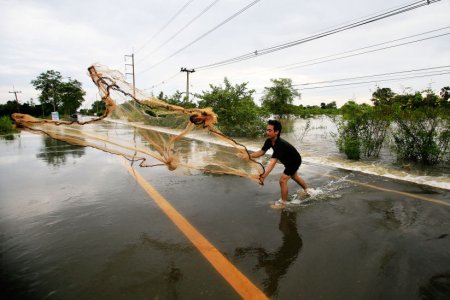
[12,64,264,182]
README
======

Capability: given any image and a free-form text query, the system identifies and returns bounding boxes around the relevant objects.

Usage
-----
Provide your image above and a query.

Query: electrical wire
[293,65,450,86]
[138,0,263,74]
[260,26,450,73]
[142,72,182,91]
[135,0,195,55]
[194,0,442,71]
[283,33,450,72]
[138,0,221,64]
[295,71,450,90]
[141,32,449,94]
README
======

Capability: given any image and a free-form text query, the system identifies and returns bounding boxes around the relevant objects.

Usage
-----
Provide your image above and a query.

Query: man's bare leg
[280,173,291,201]
[291,172,309,194]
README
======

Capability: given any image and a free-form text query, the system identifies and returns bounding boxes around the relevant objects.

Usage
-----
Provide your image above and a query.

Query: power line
[263,26,450,73]
[141,32,449,94]
[135,0,195,55]
[138,0,221,64]
[138,0,263,74]
[281,33,450,71]
[194,0,441,71]
[295,71,450,91]
[142,72,182,91]
[293,65,450,86]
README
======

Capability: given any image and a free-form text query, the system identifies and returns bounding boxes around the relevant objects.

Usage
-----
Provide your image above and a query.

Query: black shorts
[283,160,301,176]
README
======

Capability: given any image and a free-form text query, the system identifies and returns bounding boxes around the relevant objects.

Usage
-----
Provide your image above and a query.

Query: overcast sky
[1,0,449,109]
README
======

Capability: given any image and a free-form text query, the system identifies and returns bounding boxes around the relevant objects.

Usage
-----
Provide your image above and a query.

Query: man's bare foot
[271,199,287,209]
[298,190,311,200]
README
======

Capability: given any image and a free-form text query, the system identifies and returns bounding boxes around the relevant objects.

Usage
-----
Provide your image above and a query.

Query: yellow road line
[306,170,450,207]
[126,164,268,300]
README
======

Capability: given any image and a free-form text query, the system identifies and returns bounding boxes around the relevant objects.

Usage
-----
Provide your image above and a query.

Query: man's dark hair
[268,119,282,137]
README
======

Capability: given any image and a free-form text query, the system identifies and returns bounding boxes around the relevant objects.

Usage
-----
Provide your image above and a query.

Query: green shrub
[197,78,268,137]
[0,116,15,133]
[393,106,449,165]
[343,136,361,159]
[335,101,390,160]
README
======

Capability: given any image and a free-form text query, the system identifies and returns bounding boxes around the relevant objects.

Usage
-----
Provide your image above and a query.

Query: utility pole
[52,83,57,112]
[9,87,22,112]
[125,53,136,100]
[180,67,195,103]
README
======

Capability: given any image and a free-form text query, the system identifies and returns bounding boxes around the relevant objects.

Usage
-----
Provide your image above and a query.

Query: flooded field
[1,123,449,299]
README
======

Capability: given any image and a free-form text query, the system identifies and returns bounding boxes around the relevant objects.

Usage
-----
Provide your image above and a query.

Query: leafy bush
[197,78,267,137]
[0,116,15,133]
[335,101,390,160]
[342,136,361,159]
[391,91,449,165]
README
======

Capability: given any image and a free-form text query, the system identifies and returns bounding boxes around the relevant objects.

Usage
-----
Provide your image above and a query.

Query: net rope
[12,64,265,183]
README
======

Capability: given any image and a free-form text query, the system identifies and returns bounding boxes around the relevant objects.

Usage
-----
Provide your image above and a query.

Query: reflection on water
[79,233,192,299]
[0,133,17,141]
[419,272,450,299]
[235,211,302,297]
[368,200,420,230]
[36,136,85,166]
[1,126,450,299]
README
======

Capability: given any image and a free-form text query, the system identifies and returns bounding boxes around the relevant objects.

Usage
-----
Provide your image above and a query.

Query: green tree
[336,101,390,159]
[0,101,19,117]
[157,91,165,101]
[262,78,300,118]
[31,70,85,115]
[157,90,197,108]
[59,79,85,115]
[320,101,337,110]
[165,90,184,106]
[440,86,450,102]
[0,99,43,118]
[391,90,449,165]
[197,78,267,137]
[371,87,396,106]
[90,100,106,116]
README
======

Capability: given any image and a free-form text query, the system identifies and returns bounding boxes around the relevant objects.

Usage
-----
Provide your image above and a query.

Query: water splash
[290,175,352,206]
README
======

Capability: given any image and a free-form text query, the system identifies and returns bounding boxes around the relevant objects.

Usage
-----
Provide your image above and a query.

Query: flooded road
[1,129,449,299]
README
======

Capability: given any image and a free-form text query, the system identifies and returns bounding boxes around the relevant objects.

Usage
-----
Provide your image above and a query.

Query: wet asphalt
[1,132,449,299]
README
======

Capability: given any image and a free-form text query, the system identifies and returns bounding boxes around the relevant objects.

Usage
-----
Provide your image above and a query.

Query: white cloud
[1,0,449,108]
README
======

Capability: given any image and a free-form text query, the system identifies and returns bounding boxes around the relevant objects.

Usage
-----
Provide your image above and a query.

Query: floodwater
[1,122,450,299]
[252,116,450,190]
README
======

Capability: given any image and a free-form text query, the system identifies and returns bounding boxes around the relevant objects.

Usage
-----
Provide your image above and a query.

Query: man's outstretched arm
[259,158,277,185]
[250,149,266,158]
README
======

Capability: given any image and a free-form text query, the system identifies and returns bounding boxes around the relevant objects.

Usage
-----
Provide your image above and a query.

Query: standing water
[240,116,449,190]
[1,119,449,299]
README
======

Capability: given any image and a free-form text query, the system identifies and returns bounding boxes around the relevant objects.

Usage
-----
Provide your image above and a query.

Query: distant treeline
[1,71,449,164]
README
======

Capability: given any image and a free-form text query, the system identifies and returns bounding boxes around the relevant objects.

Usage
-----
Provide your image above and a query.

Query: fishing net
[12,64,265,182]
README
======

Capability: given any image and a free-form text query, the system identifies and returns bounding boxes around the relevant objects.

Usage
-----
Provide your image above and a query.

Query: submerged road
[122,153,450,299]
[1,133,450,299]
[126,163,268,299]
